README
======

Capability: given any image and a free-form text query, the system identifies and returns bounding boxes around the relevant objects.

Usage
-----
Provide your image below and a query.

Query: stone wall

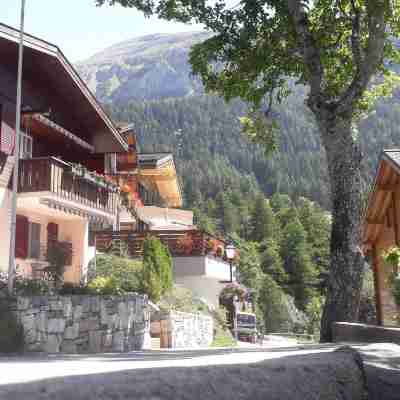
[2,294,150,353]
[333,321,400,344]
[159,311,213,349]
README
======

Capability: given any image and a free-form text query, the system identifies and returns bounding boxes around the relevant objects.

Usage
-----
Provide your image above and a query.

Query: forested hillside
[108,90,400,210]
[80,32,389,332]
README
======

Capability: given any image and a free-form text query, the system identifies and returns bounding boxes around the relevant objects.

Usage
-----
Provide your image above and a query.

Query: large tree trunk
[319,113,365,342]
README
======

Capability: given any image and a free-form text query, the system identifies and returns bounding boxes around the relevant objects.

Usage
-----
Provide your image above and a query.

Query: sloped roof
[0,22,127,153]
[362,149,400,248]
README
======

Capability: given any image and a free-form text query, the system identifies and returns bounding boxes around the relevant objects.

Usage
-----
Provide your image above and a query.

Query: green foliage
[59,282,93,295]
[258,273,292,333]
[250,195,277,242]
[0,302,24,353]
[260,238,288,286]
[281,219,318,310]
[382,246,400,268]
[305,296,324,337]
[15,278,50,296]
[46,241,72,284]
[159,286,208,314]
[142,236,173,302]
[391,276,400,307]
[88,276,124,295]
[93,253,143,292]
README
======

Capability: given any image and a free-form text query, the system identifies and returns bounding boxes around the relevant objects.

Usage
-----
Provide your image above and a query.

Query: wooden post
[372,245,383,325]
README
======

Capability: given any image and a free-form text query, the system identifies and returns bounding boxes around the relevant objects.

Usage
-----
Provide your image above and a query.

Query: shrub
[0,302,24,353]
[88,253,143,293]
[59,282,93,295]
[305,296,324,337]
[159,286,208,314]
[88,276,124,295]
[15,278,51,296]
[141,237,173,302]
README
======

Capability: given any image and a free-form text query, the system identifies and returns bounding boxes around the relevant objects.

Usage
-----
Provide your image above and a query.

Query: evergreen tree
[250,194,277,243]
[142,237,173,302]
[281,220,317,310]
[260,238,288,287]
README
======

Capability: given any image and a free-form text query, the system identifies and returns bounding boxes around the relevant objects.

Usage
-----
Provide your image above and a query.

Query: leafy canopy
[96,0,400,120]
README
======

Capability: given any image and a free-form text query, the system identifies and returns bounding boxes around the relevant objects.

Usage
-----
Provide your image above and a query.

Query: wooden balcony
[18,157,119,216]
[95,229,227,260]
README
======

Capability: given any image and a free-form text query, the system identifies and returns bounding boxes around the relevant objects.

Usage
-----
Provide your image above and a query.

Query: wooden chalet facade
[363,150,400,326]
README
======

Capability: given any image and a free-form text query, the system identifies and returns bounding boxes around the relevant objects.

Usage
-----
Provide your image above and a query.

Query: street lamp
[225,243,236,282]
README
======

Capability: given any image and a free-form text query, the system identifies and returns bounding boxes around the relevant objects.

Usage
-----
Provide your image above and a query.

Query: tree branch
[286,0,324,110]
[337,0,386,113]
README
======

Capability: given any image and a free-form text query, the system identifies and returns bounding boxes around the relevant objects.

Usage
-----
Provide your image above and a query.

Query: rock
[79,318,99,333]
[62,298,73,319]
[49,300,63,311]
[73,305,83,321]
[48,319,66,334]
[44,334,61,353]
[16,297,31,311]
[89,331,102,353]
[112,331,124,352]
[36,311,48,332]
[60,340,77,354]
[64,323,79,340]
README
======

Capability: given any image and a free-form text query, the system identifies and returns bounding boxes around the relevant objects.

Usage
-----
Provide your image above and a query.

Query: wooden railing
[18,157,119,215]
[95,229,227,260]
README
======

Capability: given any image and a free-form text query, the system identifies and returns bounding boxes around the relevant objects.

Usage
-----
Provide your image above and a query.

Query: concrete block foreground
[0,348,366,400]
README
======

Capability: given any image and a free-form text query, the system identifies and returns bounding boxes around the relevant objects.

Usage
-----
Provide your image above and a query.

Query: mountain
[77,32,400,210]
[77,32,210,104]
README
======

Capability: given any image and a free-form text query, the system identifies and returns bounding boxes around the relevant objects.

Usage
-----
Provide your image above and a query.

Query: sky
[2,0,204,62]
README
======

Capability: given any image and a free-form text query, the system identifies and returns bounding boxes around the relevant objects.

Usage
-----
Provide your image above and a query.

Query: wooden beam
[372,245,384,326]
[366,218,384,225]
[377,183,397,192]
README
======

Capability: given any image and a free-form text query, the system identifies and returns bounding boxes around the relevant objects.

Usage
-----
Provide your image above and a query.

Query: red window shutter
[47,222,58,244]
[0,103,15,156]
[15,215,29,259]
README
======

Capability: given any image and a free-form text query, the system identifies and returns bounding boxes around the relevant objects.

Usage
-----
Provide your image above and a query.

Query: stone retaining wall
[333,321,400,344]
[2,294,150,353]
[159,311,213,348]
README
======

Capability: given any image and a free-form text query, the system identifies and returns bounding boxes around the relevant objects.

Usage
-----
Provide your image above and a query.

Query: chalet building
[0,23,127,282]
[363,149,400,326]
[0,22,232,307]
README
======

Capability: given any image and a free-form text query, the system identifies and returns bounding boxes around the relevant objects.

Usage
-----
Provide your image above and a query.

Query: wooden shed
[363,149,400,326]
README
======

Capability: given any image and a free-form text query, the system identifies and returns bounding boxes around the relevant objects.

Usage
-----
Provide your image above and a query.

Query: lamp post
[225,243,236,282]
[7,0,26,295]
[233,294,239,343]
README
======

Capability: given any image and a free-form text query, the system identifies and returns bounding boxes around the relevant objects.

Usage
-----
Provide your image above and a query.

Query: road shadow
[0,348,365,400]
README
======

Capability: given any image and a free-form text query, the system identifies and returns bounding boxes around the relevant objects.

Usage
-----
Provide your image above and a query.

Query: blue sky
[2,0,203,62]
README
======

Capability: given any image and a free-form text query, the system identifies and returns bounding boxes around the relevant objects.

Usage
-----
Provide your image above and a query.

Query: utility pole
[8,0,26,295]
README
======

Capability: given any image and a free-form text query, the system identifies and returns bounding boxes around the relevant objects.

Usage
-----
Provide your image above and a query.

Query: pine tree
[260,238,288,286]
[250,194,277,243]
[281,220,317,310]
[142,237,173,302]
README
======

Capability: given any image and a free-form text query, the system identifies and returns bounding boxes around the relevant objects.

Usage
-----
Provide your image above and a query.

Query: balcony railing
[95,229,227,260]
[18,157,119,215]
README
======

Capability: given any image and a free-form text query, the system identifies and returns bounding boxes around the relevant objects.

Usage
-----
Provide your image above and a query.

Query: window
[28,222,41,259]
[104,153,117,174]
[19,131,33,159]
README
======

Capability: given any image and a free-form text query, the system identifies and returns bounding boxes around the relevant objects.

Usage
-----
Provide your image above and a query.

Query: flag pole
[8,0,26,294]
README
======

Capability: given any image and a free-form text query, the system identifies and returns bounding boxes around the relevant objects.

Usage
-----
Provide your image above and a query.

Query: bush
[15,278,51,296]
[88,276,124,295]
[305,296,324,337]
[88,253,143,293]
[59,282,93,295]
[159,286,208,314]
[0,302,24,353]
[142,237,173,302]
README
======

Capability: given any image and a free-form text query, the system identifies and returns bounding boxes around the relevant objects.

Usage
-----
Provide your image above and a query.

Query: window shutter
[29,223,41,259]
[0,103,15,156]
[15,215,29,259]
[47,222,58,244]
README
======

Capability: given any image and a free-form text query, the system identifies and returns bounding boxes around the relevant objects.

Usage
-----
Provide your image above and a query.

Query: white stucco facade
[173,256,232,308]
[0,188,101,284]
